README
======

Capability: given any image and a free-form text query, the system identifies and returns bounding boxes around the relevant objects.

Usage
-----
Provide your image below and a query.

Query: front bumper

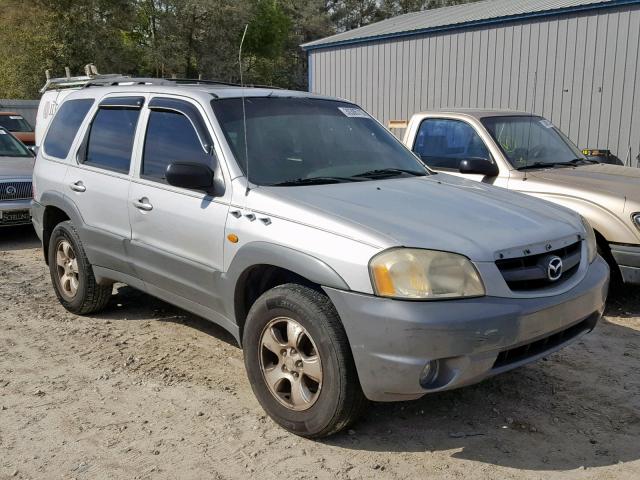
[324,255,609,402]
[0,198,32,226]
[610,243,640,285]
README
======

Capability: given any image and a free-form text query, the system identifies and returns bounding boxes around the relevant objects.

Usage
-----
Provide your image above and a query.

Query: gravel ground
[1,225,639,480]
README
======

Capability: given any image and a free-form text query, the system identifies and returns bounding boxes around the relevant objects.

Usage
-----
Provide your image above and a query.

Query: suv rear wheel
[48,221,112,315]
[243,284,366,438]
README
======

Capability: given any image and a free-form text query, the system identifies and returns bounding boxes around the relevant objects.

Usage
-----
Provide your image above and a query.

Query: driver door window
[142,109,213,183]
[413,118,490,170]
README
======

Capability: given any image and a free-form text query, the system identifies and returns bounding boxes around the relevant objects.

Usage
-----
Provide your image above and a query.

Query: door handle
[133,198,153,212]
[69,181,86,193]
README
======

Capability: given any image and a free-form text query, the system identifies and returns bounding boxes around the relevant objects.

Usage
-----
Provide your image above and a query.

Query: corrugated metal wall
[309,4,640,167]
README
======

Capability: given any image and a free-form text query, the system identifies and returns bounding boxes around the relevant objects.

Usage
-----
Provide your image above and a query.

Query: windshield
[481,116,587,169]
[211,97,428,186]
[0,114,33,132]
[0,129,31,157]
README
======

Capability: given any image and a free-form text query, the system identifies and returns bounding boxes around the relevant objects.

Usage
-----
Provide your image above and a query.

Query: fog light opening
[419,360,440,388]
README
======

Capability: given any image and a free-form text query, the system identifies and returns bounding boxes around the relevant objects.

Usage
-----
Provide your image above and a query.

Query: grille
[496,241,581,291]
[0,181,33,201]
[492,315,597,370]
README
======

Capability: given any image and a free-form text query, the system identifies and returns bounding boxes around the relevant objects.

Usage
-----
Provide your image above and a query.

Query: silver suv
[32,80,609,438]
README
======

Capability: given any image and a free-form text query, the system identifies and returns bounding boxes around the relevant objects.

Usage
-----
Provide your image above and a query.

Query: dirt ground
[0,225,639,480]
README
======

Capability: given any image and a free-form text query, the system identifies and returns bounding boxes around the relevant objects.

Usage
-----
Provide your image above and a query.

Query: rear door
[128,96,230,313]
[65,95,144,275]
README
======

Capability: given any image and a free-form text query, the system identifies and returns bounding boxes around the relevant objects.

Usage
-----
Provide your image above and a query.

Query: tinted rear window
[43,99,94,159]
[84,108,140,173]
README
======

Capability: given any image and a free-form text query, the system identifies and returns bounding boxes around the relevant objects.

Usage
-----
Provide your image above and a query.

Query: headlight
[581,216,597,263]
[369,248,485,299]
[632,213,640,231]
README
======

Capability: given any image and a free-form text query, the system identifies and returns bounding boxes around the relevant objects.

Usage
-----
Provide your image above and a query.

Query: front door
[128,96,229,313]
[411,117,508,187]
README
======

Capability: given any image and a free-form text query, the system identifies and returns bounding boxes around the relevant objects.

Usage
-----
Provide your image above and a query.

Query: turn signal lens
[369,248,485,299]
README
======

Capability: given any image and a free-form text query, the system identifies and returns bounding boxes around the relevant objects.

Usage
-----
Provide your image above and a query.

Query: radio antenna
[239,24,250,197]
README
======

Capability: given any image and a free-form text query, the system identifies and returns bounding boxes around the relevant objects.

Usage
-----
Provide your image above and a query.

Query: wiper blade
[269,176,362,186]
[567,158,599,165]
[517,162,575,171]
[352,168,426,179]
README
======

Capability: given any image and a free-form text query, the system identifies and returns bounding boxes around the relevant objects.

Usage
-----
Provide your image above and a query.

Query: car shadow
[93,284,239,347]
[73,271,639,471]
[321,291,640,471]
[0,224,40,251]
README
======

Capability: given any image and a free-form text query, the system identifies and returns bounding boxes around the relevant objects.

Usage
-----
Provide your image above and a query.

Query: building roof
[302,0,639,50]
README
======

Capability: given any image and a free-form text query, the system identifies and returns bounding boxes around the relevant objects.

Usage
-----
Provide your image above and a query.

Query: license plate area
[0,209,31,223]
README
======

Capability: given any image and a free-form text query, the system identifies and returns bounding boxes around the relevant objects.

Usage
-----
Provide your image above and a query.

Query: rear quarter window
[43,98,94,159]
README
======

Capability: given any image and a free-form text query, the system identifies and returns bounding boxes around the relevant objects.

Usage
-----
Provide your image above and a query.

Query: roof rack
[41,65,283,92]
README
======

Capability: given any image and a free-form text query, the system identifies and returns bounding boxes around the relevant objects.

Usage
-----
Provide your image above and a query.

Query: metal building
[302,0,640,167]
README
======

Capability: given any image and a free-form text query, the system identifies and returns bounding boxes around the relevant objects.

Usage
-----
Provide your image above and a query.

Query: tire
[48,220,112,315]
[243,284,366,438]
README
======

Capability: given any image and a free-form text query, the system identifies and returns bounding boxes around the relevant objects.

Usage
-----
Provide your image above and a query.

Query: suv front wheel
[48,221,112,315]
[243,284,366,438]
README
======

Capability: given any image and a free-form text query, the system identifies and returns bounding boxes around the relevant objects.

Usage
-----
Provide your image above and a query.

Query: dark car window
[413,118,491,170]
[211,97,426,186]
[0,115,33,132]
[84,108,140,173]
[0,129,31,157]
[142,110,213,182]
[43,99,94,159]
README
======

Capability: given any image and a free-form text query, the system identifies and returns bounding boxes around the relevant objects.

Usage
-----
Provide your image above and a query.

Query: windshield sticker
[9,116,23,120]
[0,130,6,134]
[539,119,554,129]
[338,107,369,118]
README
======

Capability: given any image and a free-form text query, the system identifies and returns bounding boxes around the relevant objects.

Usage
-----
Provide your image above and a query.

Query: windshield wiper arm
[517,162,576,171]
[269,176,363,186]
[567,157,599,165]
[352,168,427,179]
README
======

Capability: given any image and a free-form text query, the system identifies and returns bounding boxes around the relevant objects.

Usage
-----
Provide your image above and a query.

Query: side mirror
[459,157,499,177]
[166,162,214,192]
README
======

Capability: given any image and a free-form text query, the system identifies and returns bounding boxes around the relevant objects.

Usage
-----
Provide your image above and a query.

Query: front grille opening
[0,181,33,201]
[493,316,593,370]
[496,241,581,291]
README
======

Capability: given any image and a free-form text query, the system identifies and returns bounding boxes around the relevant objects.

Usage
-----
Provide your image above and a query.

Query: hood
[254,174,583,262]
[13,131,35,146]
[0,156,35,178]
[526,164,640,201]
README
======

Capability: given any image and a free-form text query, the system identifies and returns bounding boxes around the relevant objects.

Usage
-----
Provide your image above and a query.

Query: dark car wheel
[243,284,366,438]
[48,221,112,315]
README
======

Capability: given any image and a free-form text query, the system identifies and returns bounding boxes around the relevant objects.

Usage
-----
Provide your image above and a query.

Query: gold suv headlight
[369,248,485,299]
[581,216,597,263]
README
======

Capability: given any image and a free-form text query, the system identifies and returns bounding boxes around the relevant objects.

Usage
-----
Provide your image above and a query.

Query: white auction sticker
[9,116,23,120]
[539,119,554,128]
[338,107,369,118]
[0,130,6,134]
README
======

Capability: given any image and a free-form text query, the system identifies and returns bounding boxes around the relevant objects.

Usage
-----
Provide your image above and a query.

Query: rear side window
[142,110,212,182]
[43,99,94,159]
[413,118,490,170]
[84,108,141,173]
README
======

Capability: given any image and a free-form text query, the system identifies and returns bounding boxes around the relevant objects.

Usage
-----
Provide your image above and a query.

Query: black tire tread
[248,284,367,438]
[49,221,112,315]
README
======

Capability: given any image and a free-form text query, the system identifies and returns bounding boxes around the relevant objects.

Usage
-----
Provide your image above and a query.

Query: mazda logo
[5,186,16,196]
[547,256,563,282]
